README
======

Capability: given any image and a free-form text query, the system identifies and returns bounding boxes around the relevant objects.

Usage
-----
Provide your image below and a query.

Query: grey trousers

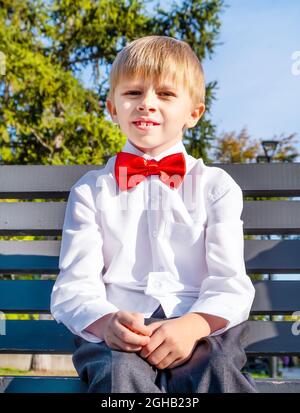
[72,305,258,393]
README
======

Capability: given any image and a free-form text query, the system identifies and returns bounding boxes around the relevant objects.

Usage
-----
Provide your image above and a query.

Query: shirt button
[152,230,158,238]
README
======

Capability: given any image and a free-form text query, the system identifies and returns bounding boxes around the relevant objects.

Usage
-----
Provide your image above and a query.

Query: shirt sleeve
[50,174,119,343]
[187,171,255,336]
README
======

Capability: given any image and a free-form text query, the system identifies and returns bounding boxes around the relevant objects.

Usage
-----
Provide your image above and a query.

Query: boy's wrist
[84,312,115,340]
[181,312,211,339]
[183,312,228,337]
[181,312,228,339]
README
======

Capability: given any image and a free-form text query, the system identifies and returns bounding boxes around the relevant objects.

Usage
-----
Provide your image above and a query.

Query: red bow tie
[115,152,186,191]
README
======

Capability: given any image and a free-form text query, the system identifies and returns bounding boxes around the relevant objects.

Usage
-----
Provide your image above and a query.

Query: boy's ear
[185,103,205,129]
[106,99,118,124]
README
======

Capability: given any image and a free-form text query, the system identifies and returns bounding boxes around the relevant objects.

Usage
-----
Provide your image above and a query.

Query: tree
[0,0,225,165]
[210,127,298,163]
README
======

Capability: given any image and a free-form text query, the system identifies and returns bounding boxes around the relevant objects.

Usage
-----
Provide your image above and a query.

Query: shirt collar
[121,139,188,162]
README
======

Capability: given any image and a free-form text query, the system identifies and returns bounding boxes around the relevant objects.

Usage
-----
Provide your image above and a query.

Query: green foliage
[211,127,299,164]
[5,313,39,320]
[0,0,225,165]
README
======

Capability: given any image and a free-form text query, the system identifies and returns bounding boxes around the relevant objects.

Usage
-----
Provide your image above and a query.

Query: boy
[50,35,257,393]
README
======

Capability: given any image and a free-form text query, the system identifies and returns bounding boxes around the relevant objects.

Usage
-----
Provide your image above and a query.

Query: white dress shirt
[50,139,255,343]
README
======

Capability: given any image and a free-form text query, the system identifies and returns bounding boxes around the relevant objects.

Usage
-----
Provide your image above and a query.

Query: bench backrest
[0,163,300,356]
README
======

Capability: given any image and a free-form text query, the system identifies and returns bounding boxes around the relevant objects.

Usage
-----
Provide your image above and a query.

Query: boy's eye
[125,91,174,96]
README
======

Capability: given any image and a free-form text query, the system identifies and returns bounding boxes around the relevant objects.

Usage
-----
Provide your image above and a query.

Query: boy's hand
[103,311,151,352]
[138,314,211,369]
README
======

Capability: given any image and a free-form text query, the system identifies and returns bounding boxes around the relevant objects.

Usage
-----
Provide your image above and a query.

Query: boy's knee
[206,351,233,370]
[112,349,146,372]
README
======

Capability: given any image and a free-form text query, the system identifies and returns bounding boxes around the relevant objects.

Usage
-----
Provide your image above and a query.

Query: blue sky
[201,0,300,160]
[81,0,300,160]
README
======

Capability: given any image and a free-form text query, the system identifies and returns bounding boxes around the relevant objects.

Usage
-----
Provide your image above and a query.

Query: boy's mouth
[132,121,160,130]
[132,120,159,130]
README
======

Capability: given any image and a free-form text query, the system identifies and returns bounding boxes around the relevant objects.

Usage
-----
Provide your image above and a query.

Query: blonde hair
[107,35,205,106]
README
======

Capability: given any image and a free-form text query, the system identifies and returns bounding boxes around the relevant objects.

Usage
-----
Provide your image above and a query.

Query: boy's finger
[110,332,143,352]
[115,321,151,345]
[118,313,151,336]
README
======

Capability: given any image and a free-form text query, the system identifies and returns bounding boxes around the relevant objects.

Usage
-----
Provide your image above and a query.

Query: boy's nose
[137,92,157,111]
[137,103,156,112]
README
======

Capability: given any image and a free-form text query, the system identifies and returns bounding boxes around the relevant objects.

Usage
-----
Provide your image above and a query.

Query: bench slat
[0,241,60,274]
[0,320,299,355]
[0,376,88,393]
[251,281,300,314]
[0,165,99,199]
[1,239,300,274]
[1,164,300,198]
[0,280,53,312]
[242,201,300,235]
[245,239,300,273]
[0,202,65,235]
[219,162,300,196]
[0,280,300,314]
[1,376,300,393]
[1,201,300,235]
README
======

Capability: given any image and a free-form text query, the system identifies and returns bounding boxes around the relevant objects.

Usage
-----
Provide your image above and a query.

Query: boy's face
[106,75,205,157]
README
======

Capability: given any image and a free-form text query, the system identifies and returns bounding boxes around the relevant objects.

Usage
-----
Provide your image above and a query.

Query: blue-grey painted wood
[0,321,75,354]
[1,280,300,314]
[1,376,300,393]
[251,281,300,315]
[1,239,300,274]
[0,165,102,199]
[1,163,300,198]
[0,320,299,355]
[245,239,300,274]
[0,202,65,235]
[0,281,53,312]
[255,379,300,393]
[0,376,88,393]
[1,200,300,235]
[242,201,300,235]
[0,240,60,274]
[215,162,300,197]
[0,240,60,255]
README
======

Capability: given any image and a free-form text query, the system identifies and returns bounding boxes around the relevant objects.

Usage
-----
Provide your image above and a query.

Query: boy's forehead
[117,74,184,90]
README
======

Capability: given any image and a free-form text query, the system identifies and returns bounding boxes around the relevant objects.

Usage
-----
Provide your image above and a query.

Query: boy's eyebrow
[121,83,178,90]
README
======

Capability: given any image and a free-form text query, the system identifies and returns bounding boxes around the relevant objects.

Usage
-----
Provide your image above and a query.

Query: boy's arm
[186,172,255,336]
[50,174,119,343]
[181,312,228,338]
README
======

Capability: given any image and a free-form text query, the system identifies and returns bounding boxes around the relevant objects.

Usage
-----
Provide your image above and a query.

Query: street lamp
[256,139,279,379]
[256,140,279,163]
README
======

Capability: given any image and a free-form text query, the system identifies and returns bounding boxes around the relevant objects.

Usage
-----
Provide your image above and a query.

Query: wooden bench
[1,163,300,393]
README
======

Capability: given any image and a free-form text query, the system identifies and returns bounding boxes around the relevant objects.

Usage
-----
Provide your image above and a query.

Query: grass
[0,367,78,377]
[249,372,271,379]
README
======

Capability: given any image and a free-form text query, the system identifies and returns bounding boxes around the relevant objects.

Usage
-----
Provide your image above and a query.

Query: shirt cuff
[53,301,120,343]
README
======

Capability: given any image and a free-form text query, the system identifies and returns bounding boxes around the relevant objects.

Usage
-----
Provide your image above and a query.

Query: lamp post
[256,140,279,163]
[256,140,279,379]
